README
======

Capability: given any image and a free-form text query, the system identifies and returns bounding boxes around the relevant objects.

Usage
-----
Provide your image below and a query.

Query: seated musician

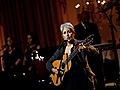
[23,31,41,74]
[46,22,100,90]
[22,31,42,89]
[1,36,24,89]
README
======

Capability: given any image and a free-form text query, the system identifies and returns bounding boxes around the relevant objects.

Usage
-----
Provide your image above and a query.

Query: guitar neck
[63,46,79,65]
[62,34,94,66]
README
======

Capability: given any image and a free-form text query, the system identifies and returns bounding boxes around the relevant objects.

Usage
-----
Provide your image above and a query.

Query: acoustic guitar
[50,34,94,86]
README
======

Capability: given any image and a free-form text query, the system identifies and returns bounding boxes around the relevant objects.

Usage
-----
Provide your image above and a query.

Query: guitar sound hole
[62,63,65,69]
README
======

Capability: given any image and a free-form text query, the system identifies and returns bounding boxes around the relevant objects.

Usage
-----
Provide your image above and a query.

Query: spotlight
[75,4,80,9]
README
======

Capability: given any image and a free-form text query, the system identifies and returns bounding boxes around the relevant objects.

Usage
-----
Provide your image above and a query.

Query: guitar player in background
[74,10,105,90]
[46,22,100,90]
[1,36,24,89]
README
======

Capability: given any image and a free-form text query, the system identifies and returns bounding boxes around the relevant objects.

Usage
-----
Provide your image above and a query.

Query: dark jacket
[46,39,99,84]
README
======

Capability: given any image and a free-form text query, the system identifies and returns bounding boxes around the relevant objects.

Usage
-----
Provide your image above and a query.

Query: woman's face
[62,27,74,41]
[27,35,33,45]
[7,37,13,46]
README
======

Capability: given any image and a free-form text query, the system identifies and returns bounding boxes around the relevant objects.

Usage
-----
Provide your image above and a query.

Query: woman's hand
[51,68,63,74]
[52,68,58,74]
[11,65,14,68]
[2,68,5,72]
[78,45,86,52]
[28,66,32,71]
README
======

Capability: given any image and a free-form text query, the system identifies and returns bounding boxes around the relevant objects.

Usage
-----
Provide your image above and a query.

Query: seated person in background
[23,32,41,74]
[1,35,24,89]
[22,32,43,90]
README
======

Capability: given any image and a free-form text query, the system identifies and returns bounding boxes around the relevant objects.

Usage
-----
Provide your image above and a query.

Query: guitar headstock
[81,34,94,46]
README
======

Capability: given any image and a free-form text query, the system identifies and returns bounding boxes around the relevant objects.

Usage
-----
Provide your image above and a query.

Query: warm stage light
[101,1,105,5]
[103,0,106,4]
[86,2,89,5]
[98,0,100,4]
[23,73,25,75]
[75,4,80,9]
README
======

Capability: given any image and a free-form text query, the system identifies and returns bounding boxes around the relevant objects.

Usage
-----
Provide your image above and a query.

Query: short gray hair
[60,22,74,32]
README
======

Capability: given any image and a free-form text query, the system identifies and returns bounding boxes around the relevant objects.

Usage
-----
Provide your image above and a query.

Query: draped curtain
[0,0,5,55]
[0,25,5,56]
[0,0,68,51]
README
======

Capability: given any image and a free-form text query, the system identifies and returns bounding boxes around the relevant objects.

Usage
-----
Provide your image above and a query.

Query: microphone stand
[97,2,119,86]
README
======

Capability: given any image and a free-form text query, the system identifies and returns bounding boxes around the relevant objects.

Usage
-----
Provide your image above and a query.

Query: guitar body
[50,34,94,86]
[50,54,71,86]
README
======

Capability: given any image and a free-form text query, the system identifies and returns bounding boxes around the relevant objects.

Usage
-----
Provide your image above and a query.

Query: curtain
[0,25,5,55]
[1,0,68,50]
[0,0,5,56]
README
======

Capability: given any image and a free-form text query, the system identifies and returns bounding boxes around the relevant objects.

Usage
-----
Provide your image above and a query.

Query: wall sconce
[86,1,90,11]
[75,3,80,9]
[101,1,105,5]
[98,0,101,4]
[86,1,90,5]
[97,0,106,5]
[75,3,81,14]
